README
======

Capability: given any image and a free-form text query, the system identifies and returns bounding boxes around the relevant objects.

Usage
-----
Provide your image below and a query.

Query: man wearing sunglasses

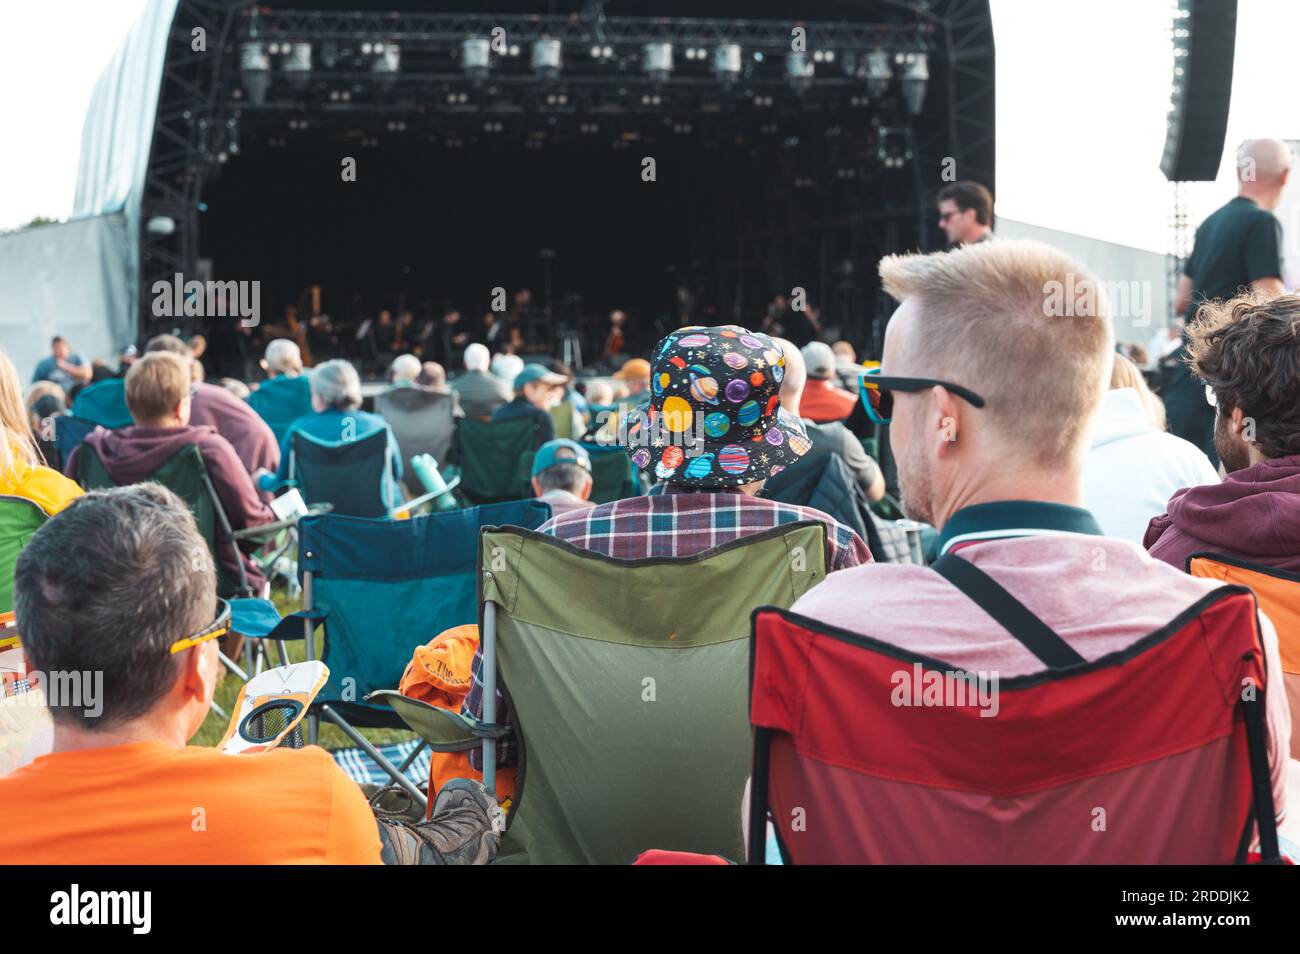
[936,180,994,247]
[790,239,1290,825]
[0,485,382,863]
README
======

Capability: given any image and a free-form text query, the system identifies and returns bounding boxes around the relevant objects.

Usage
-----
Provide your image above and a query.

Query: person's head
[492,353,524,387]
[514,364,567,410]
[609,309,627,327]
[613,357,651,395]
[218,378,250,400]
[14,484,220,741]
[626,326,810,494]
[774,337,807,414]
[831,340,857,363]
[530,439,594,499]
[51,336,70,361]
[1188,292,1300,472]
[877,239,1113,527]
[800,341,837,382]
[310,359,363,412]
[263,338,303,377]
[390,353,421,385]
[1236,138,1292,208]
[936,180,994,245]
[418,361,447,389]
[144,333,195,375]
[0,350,41,476]
[444,309,461,325]
[1109,351,1166,431]
[463,342,490,372]
[584,378,615,407]
[125,352,192,428]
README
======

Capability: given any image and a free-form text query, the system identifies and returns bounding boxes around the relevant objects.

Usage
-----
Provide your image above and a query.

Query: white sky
[0,0,1294,252]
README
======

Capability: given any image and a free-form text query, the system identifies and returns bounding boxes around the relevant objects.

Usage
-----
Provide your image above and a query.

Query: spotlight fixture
[532,37,562,80]
[462,37,491,81]
[713,43,742,85]
[282,42,312,90]
[373,43,401,75]
[786,52,814,92]
[864,50,892,98]
[898,52,928,115]
[239,42,271,107]
[642,43,673,83]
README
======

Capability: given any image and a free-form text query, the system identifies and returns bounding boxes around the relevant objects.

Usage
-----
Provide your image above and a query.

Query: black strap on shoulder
[932,552,1086,670]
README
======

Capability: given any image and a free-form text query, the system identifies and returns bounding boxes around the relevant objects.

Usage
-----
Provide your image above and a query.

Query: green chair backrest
[581,442,640,504]
[479,520,830,864]
[77,443,238,596]
[548,400,576,440]
[456,417,539,505]
[0,496,52,615]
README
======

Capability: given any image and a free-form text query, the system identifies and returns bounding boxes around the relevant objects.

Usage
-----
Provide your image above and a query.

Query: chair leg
[321,705,428,811]
[210,699,229,721]
[397,739,428,775]
[219,651,249,682]
[275,640,290,667]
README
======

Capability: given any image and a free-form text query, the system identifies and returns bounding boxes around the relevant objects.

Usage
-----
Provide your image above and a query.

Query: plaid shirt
[464,484,870,768]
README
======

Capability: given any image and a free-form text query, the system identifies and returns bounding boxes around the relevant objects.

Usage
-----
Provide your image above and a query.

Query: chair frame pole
[482,599,498,796]
[303,568,318,746]
[321,704,428,811]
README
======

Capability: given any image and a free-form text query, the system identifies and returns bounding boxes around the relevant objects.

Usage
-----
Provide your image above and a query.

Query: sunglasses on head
[169,599,231,655]
[858,368,987,424]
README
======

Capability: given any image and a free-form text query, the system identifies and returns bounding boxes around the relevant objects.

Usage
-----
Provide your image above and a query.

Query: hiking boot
[376,779,504,865]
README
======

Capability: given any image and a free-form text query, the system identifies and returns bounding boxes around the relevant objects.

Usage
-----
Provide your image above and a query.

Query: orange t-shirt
[799,379,857,423]
[0,741,381,864]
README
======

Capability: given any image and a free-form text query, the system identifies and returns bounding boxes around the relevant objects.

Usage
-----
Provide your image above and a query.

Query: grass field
[190,588,414,751]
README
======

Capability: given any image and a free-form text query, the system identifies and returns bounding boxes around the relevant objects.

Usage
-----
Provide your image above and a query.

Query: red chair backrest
[749,587,1273,864]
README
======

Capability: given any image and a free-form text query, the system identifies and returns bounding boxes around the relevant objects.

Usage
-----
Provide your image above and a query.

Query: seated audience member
[31,336,92,392]
[218,378,250,400]
[418,361,449,392]
[581,378,618,442]
[145,335,278,478]
[0,484,381,863]
[24,381,66,464]
[0,350,81,537]
[775,338,886,501]
[531,439,596,518]
[1084,353,1218,543]
[798,342,858,422]
[491,353,524,389]
[491,364,566,446]
[248,338,313,445]
[464,325,871,771]
[788,240,1288,819]
[259,359,403,507]
[831,340,863,390]
[67,352,273,592]
[1146,293,1300,572]
[390,354,421,388]
[452,343,511,421]
[612,357,651,406]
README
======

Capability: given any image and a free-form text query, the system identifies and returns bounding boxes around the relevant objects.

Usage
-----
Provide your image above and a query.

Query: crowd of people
[0,160,1297,865]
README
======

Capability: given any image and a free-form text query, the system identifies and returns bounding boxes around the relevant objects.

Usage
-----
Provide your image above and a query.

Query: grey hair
[264,338,303,375]
[463,343,490,372]
[536,462,591,494]
[390,353,421,383]
[311,359,363,410]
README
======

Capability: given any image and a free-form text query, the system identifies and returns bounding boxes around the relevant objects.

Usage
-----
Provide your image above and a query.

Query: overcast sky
[0,0,1294,252]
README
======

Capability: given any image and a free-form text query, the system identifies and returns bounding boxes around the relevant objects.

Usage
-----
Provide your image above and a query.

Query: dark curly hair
[1187,292,1300,459]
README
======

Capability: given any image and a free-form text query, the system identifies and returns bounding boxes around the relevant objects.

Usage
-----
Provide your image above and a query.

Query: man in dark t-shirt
[1164,138,1291,463]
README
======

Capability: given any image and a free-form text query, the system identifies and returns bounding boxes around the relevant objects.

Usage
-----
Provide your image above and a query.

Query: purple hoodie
[1144,454,1300,573]
[68,425,273,592]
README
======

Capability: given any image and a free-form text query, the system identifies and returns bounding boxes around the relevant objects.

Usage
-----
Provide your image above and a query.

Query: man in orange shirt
[0,484,381,864]
[798,342,858,422]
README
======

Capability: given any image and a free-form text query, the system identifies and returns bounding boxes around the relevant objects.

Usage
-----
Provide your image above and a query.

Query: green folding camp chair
[374,520,829,864]
[455,417,540,505]
[0,496,54,615]
[549,400,576,440]
[580,441,642,504]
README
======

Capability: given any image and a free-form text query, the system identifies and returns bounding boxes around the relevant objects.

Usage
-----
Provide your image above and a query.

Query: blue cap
[514,363,568,391]
[531,439,591,477]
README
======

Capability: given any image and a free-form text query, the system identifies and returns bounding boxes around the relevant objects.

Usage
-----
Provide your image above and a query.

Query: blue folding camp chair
[52,415,102,472]
[283,428,399,518]
[266,498,552,810]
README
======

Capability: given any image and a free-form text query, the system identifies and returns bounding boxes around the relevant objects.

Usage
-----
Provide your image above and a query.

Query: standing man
[1166,138,1292,461]
[936,181,994,247]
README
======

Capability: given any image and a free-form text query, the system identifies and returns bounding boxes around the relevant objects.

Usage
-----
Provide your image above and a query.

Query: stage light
[864,50,892,98]
[282,42,312,90]
[898,52,928,115]
[240,42,271,107]
[462,38,491,81]
[643,43,673,83]
[713,44,742,84]
[786,52,814,92]
[373,43,401,75]
[532,38,562,80]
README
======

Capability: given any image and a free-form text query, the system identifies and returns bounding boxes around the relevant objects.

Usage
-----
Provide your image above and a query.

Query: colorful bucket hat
[623,325,812,488]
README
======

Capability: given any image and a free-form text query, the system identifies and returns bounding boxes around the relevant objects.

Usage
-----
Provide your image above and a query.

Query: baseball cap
[513,363,568,390]
[613,358,651,381]
[623,325,810,488]
[800,341,836,380]
[531,438,592,477]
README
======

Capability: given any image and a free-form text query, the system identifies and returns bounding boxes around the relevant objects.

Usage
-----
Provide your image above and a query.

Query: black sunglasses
[859,369,987,424]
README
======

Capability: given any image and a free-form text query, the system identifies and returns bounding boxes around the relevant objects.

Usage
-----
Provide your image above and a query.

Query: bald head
[1237,139,1292,209]
[774,337,807,414]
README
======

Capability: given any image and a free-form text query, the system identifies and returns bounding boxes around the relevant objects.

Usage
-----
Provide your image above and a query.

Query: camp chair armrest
[389,476,462,518]
[265,608,328,642]
[366,690,508,751]
[231,517,300,541]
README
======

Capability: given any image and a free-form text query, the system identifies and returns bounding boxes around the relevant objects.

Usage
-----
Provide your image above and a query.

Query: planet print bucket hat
[623,325,812,488]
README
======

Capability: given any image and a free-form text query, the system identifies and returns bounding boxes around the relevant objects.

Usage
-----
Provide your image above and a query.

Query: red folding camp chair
[748,565,1282,864]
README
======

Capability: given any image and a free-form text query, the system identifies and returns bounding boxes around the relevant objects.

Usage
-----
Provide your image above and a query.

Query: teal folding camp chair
[267,499,552,810]
[247,375,313,445]
[375,388,459,496]
[454,417,541,505]
[70,378,132,429]
[374,520,829,864]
